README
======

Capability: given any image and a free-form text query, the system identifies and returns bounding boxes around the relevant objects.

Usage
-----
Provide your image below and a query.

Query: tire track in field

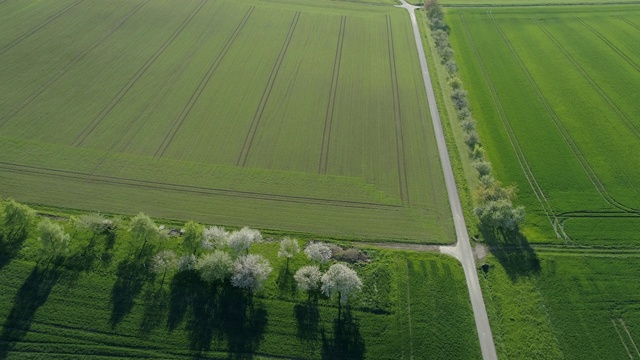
[318,15,346,175]
[618,15,640,31]
[460,14,564,239]
[386,15,410,207]
[575,17,640,73]
[0,0,150,129]
[612,318,634,359]
[71,0,207,147]
[236,11,301,167]
[0,161,399,210]
[0,0,83,56]
[153,6,255,159]
[533,19,640,213]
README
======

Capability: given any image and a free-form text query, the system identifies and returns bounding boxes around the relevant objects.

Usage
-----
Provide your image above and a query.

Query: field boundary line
[618,15,640,31]
[0,0,150,128]
[237,11,301,167]
[0,0,83,56]
[460,14,564,239]
[575,17,640,73]
[318,15,346,174]
[612,318,634,359]
[0,161,399,210]
[71,0,208,147]
[534,19,640,213]
[620,318,640,357]
[154,6,256,158]
[386,15,411,206]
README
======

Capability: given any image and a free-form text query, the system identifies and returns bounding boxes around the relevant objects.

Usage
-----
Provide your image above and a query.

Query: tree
[294,265,322,293]
[228,227,262,255]
[3,199,35,238]
[451,89,468,109]
[128,212,159,256]
[473,160,492,177]
[472,144,485,160]
[181,221,203,255]
[38,218,70,261]
[461,118,476,132]
[201,226,228,251]
[73,213,118,243]
[304,242,332,264]
[152,250,177,284]
[178,254,197,272]
[231,254,272,292]
[475,199,525,231]
[464,130,479,148]
[197,250,233,283]
[321,263,362,304]
[278,237,300,262]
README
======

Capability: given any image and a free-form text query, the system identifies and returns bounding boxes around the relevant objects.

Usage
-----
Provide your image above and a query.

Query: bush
[461,118,476,132]
[332,248,369,264]
[473,160,492,177]
[445,60,458,75]
[464,130,479,148]
[451,89,468,109]
[457,108,472,121]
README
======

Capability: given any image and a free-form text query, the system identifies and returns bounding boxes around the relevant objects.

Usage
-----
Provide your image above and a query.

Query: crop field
[446,5,640,244]
[0,0,452,243]
[0,224,482,359]
[480,250,640,359]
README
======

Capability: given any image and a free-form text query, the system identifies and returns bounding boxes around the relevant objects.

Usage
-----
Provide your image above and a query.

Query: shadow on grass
[295,295,320,342]
[276,264,296,297]
[321,306,365,360]
[0,231,28,271]
[481,226,540,281]
[110,256,153,328]
[0,264,61,360]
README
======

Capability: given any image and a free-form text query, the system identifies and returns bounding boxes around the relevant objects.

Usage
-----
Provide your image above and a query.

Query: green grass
[481,249,640,359]
[0,216,481,359]
[445,5,640,244]
[0,0,453,243]
[441,0,640,7]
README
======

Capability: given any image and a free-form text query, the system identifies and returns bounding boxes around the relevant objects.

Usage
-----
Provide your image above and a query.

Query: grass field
[0,218,481,359]
[480,249,640,359]
[445,5,640,244]
[0,0,452,243]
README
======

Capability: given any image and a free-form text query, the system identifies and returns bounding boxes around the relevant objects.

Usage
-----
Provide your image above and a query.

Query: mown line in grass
[531,19,640,214]
[618,15,640,30]
[386,15,411,207]
[72,0,208,147]
[237,11,301,167]
[154,6,256,159]
[318,15,346,175]
[0,161,401,210]
[575,17,640,73]
[458,14,562,239]
[0,0,83,56]
[0,0,151,129]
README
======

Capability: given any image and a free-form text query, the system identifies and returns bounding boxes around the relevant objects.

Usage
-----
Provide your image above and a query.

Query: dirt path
[394,1,498,359]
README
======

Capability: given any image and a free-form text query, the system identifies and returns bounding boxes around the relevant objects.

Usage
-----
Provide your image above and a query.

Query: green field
[0,220,481,359]
[0,0,452,243]
[446,5,640,244]
[479,249,640,359]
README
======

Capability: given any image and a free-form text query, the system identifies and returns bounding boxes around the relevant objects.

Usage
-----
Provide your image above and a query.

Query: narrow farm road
[395,1,498,359]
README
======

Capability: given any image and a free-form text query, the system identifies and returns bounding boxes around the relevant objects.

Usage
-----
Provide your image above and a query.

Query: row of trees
[425,0,525,231]
[0,200,363,304]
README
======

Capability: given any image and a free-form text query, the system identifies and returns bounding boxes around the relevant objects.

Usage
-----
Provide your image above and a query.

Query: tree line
[425,0,525,232]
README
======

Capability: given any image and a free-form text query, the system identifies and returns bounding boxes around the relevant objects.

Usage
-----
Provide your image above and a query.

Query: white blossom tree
[177,254,197,272]
[201,226,229,251]
[231,254,272,292]
[38,218,70,261]
[321,263,362,304]
[304,242,332,264]
[228,227,262,255]
[197,250,233,283]
[294,265,322,293]
[278,237,300,265]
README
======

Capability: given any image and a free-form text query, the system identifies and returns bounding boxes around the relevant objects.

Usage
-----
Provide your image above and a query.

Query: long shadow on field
[110,257,153,328]
[295,295,320,342]
[321,307,365,360]
[481,226,540,281]
[0,231,28,271]
[167,271,200,331]
[0,264,61,360]
[276,264,296,298]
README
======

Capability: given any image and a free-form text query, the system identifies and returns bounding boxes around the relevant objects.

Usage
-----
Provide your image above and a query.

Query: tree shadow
[276,264,296,297]
[0,231,28,271]
[294,295,320,342]
[480,226,540,281]
[109,257,152,328]
[0,264,61,360]
[167,271,200,332]
[321,307,365,360]
[182,283,268,358]
[139,285,169,336]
